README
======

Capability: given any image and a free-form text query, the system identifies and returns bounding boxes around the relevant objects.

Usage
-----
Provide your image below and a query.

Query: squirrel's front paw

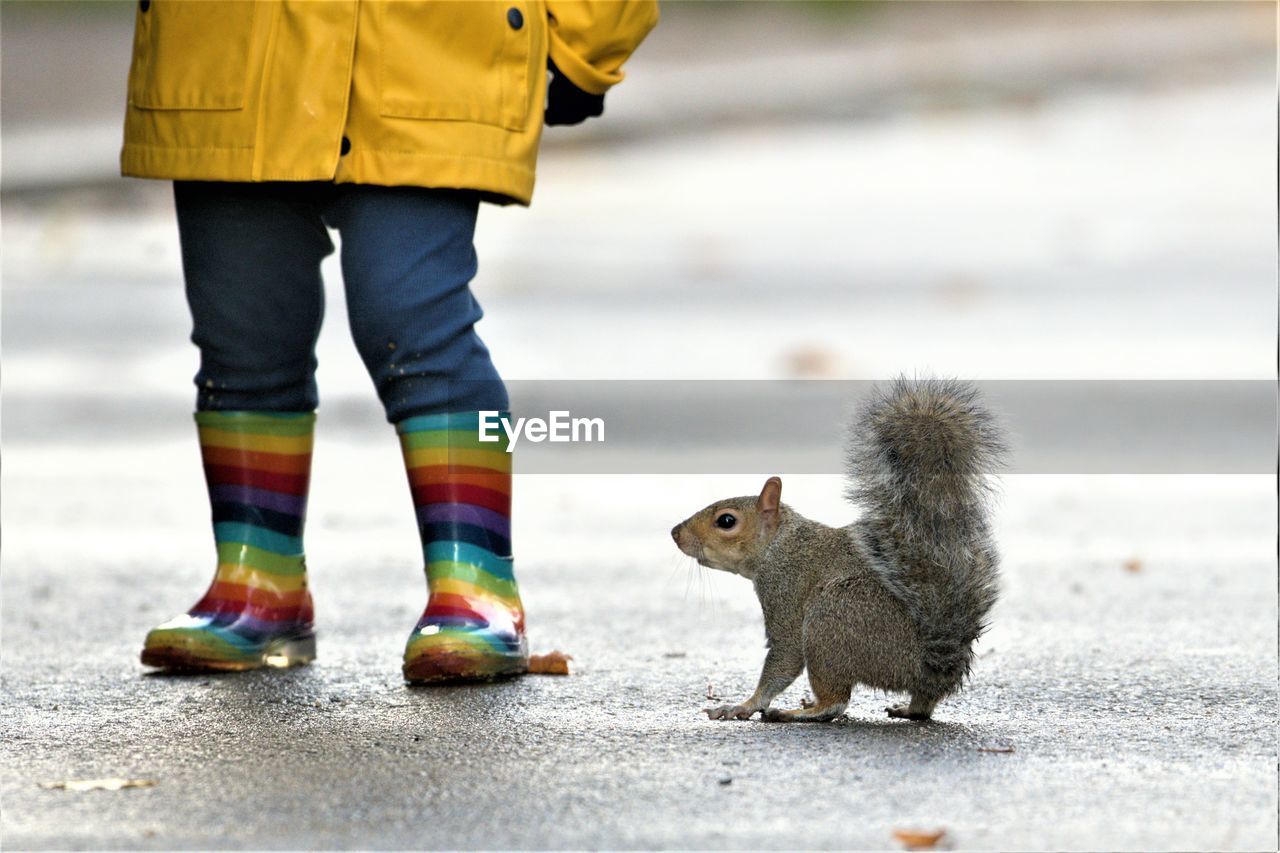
[705,703,760,721]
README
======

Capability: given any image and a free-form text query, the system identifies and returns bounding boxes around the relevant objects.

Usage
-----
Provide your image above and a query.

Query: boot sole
[403,649,528,684]
[141,633,316,673]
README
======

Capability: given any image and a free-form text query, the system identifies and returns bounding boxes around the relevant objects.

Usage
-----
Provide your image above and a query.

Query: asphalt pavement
[2,438,1275,849]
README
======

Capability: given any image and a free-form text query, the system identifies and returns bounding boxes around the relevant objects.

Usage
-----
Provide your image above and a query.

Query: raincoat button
[340,136,351,156]
[506,7,523,30]
[139,0,150,10]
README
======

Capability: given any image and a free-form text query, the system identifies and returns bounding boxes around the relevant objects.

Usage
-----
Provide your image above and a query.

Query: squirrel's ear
[757,476,782,515]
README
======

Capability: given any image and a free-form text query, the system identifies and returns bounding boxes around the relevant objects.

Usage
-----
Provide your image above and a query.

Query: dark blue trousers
[174,181,508,421]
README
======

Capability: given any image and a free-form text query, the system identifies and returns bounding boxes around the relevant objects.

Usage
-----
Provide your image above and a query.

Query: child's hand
[545,59,605,126]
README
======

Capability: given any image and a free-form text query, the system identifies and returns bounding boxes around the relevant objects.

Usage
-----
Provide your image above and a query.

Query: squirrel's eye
[715,513,737,530]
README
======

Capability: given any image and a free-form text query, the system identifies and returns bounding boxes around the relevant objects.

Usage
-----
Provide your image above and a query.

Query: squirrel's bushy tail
[846,377,1006,701]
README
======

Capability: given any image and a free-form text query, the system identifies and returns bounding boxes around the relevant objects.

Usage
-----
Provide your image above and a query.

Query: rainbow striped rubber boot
[141,411,317,672]
[398,411,528,683]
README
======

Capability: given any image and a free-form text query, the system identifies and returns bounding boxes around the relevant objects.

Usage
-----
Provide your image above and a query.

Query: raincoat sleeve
[544,0,660,96]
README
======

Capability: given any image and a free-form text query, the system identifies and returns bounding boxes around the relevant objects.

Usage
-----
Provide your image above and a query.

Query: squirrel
[671,378,1006,722]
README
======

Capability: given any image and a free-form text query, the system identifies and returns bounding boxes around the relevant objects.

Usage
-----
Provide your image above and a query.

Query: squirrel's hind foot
[886,701,934,721]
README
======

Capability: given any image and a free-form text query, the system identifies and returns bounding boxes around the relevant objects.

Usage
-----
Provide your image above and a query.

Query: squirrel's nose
[670,524,681,543]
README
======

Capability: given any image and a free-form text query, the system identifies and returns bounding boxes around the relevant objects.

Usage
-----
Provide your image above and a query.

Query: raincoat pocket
[127,0,258,111]
[378,1,534,131]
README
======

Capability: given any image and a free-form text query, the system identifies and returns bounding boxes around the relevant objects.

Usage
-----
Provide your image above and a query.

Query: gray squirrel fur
[671,377,1006,722]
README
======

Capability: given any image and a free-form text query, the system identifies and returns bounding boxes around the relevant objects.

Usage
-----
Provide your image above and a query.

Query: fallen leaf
[781,345,842,378]
[1122,557,1143,573]
[977,746,1014,753]
[892,828,947,850]
[528,651,572,675]
[40,778,157,792]
[663,651,687,659]
[705,683,720,700]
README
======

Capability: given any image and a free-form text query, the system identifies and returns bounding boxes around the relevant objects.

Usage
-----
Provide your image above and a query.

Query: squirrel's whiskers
[695,561,721,615]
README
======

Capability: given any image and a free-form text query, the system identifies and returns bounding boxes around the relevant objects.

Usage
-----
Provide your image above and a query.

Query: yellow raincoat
[120,0,658,204]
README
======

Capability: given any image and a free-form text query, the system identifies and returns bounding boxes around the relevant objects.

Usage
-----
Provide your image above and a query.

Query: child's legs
[320,186,507,420]
[174,181,334,412]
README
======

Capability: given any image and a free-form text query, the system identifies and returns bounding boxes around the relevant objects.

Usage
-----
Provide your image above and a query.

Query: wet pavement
[1,455,1275,848]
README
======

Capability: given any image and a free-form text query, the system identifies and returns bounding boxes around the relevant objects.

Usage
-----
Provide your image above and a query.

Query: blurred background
[2,3,1276,849]
[3,1,1274,406]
